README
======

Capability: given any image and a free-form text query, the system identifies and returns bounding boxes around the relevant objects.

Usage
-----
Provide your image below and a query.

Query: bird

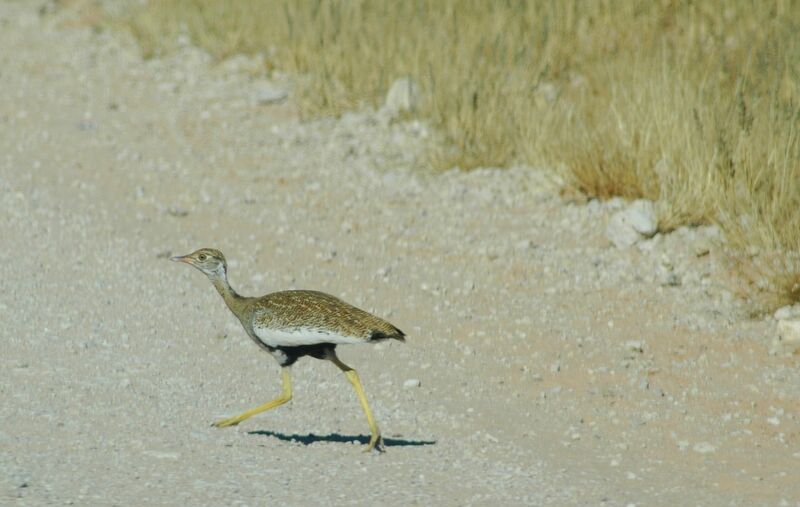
[170,248,405,452]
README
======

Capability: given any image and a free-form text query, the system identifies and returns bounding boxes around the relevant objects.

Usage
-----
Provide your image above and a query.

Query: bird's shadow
[247,430,436,448]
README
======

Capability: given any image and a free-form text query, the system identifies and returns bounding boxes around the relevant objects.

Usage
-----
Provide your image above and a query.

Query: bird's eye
[198,253,207,261]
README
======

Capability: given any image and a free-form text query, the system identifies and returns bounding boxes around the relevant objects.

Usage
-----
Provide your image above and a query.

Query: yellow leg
[213,368,292,428]
[330,355,384,452]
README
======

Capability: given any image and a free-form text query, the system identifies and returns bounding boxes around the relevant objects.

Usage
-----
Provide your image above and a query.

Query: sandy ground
[2,3,800,505]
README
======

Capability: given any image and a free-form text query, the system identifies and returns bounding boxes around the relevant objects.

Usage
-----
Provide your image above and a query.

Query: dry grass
[116,0,800,310]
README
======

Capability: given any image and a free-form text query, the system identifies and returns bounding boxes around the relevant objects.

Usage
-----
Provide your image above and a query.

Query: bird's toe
[212,417,241,428]
[364,436,385,453]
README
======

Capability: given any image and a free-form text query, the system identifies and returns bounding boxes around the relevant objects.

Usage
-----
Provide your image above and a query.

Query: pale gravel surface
[2,3,800,506]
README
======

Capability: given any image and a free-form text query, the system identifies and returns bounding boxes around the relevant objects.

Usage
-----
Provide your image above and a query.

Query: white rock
[384,77,420,115]
[772,319,800,355]
[605,199,658,248]
[535,82,558,103]
[627,200,658,236]
[254,82,288,105]
[606,212,641,248]
[604,197,627,211]
[774,304,800,321]
[515,239,536,251]
[624,340,644,354]
[403,378,421,389]
[692,442,716,454]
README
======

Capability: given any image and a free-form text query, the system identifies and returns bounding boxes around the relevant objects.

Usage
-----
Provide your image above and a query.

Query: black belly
[271,343,336,366]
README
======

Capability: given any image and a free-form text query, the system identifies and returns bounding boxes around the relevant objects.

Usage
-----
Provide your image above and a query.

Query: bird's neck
[209,269,246,316]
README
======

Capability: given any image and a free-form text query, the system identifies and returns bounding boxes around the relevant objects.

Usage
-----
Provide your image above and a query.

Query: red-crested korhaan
[171,248,405,452]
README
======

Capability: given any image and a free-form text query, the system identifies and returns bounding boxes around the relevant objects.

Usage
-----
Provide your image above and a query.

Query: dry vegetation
[117,0,800,310]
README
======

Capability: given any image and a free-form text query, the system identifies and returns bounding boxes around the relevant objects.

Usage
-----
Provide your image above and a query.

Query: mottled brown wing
[253,290,405,342]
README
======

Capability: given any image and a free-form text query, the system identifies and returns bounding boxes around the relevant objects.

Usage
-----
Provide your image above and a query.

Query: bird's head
[171,248,227,278]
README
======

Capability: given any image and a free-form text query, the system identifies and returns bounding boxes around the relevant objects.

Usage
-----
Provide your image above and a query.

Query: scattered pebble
[166,206,189,217]
[624,341,644,354]
[383,76,421,116]
[692,442,716,454]
[253,82,288,105]
[772,319,800,355]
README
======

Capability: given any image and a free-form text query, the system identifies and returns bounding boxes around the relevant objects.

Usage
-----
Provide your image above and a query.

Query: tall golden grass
[119,0,800,310]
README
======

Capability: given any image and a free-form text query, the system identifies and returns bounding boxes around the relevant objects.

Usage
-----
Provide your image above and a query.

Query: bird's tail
[370,325,406,342]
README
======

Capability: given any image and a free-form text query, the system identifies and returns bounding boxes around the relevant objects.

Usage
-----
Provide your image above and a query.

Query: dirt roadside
[1,3,799,505]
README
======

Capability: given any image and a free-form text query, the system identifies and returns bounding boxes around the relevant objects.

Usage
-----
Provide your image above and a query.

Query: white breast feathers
[253,325,364,348]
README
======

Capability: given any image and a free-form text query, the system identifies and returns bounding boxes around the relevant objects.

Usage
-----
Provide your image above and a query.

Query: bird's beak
[170,255,191,264]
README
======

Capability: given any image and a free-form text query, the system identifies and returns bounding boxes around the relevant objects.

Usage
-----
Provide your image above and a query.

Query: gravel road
[2,3,799,505]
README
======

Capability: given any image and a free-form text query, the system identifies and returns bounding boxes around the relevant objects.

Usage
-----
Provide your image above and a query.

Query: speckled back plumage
[251,290,405,343]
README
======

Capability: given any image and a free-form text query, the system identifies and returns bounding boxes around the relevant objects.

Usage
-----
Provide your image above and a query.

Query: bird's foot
[364,435,385,453]
[212,417,242,428]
